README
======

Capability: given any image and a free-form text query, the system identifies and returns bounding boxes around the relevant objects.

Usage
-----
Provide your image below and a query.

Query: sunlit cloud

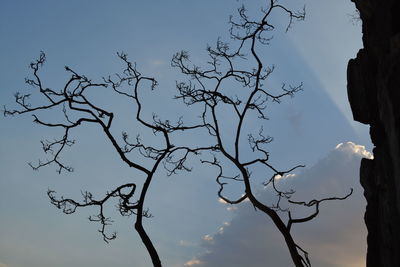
[218,198,227,204]
[0,263,8,267]
[184,258,204,266]
[190,142,368,267]
[202,234,214,243]
[226,206,238,211]
[335,141,373,159]
[275,173,297,180]
[218,197,239,210]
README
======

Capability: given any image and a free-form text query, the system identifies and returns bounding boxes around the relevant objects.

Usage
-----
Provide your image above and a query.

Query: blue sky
[0,1,370,266]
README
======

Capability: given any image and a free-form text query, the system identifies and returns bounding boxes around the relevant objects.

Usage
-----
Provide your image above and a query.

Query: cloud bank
[185,142,368,267]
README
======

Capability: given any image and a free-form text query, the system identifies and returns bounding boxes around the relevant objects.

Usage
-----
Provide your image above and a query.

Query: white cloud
[219,197,240,210]
[284,173,296,178]
[226,206,238,211]
[202,235,214,242]
[190,142,368,267]
[184,258,204,266]
[275,173,297,181]
[218,198,227,204]
[335,141,373,159]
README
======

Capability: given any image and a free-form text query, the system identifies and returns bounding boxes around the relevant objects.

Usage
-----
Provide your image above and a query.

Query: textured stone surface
[347,0,400,266]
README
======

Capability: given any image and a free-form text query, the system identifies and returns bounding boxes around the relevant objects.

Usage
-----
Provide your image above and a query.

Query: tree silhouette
[4,1,352,267]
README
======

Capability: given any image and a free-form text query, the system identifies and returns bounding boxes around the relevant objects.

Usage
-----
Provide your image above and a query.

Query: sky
[0,1,371,267]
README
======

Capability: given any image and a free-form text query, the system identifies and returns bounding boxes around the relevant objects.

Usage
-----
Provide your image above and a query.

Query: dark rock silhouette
[347,0,400,266]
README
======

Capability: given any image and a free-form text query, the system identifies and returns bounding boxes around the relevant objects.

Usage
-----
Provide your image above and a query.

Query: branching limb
[201,156,247,205]
[287,188,354,231]
[48,183,138,242]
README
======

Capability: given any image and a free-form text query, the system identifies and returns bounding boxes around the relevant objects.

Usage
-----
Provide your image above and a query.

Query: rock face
[347,0,400,266]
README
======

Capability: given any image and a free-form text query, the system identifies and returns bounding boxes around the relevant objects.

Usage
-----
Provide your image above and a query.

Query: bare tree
[4,1,352,267]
